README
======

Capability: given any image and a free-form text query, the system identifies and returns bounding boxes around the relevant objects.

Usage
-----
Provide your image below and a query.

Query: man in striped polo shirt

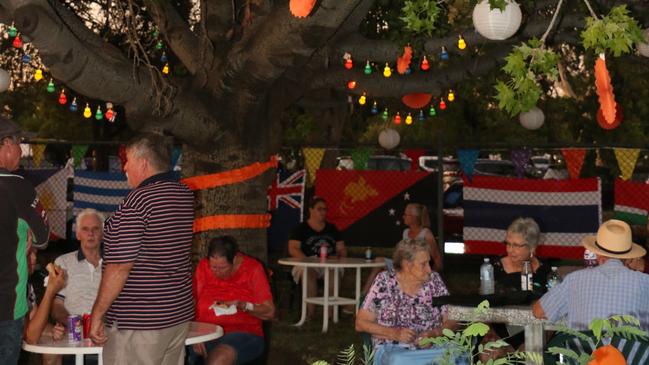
[89,134,195,365]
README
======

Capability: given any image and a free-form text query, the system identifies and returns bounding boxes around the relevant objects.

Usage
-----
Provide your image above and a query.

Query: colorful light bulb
[69,98,78,112]
[83,103,92,118]
[105,107,114,122]
[440,46,449,61]
[160,52,168,63]
[405,66,412,75]
[418,110,425,121]
[371,101,378,114]
[155,40,163,50]
[358,93,366,105]
[364,61,372,75]
[382,108,388,120]
[458,35,467,50]
[429,105,436,117]
[22,54,31,64]
[347,80,357,89]
[448,90,455,102]
[95,106,103,120]
[420,56,430,71]
[47,79,55,93]
[58,90,67,105]
[344,58,353,70]
[439,98,447,110]
[393,112,401,125]
[8,24,17,38]
[162,63,169,75]
[12,34,22,48]
[34,69,43,81]
[383,63,391,78]
[405,113,413,125]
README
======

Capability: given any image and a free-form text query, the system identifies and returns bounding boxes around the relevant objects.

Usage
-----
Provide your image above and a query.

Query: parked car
[336,155,412,171]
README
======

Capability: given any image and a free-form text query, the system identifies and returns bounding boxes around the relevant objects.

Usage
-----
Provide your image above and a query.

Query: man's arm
[288,240,305,258]
[532,300,546,319]
[91,262,134,318]
[51,298,69,325]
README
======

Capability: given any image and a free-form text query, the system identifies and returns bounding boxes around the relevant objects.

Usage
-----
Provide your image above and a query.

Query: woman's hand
[51,323,65,341]
[392,327,417,343]
[45,264,66,293]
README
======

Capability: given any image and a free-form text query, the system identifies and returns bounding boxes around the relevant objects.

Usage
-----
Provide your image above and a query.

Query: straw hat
[582,219,646,259]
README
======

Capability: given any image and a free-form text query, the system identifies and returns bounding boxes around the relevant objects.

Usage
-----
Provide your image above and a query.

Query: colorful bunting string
[561,148,586,180]
[614,148,640,181]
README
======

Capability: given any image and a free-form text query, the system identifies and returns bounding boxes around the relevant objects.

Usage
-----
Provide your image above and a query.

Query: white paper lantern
[638,28,649,58]
[519,107,545,130]
[378,128,400,150]
[472,0,522,41]
[0,69,10,92]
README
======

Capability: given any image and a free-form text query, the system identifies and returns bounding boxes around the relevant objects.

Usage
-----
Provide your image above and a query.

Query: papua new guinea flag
[315,170,437,247]
[463,175,601,259]
[614,178,649,226]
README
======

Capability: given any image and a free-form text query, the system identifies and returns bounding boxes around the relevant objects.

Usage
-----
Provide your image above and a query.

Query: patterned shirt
[103,171,195,330]
[55,249,102,315]
[361,270,449,349]
[540,259,649,330]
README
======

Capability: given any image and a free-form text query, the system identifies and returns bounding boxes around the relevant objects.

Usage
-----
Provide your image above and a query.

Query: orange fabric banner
[561,148,586,179]
[193,214,272,233]
[181,155,278,191]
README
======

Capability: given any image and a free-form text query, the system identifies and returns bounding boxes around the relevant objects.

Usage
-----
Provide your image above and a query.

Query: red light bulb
[58,90,67,105]
[439,98,447,110]
[12,35,22,48]
[345,58,353,70]
[347,80,357,89]
[420,56,430,71]
[393,112,401,125]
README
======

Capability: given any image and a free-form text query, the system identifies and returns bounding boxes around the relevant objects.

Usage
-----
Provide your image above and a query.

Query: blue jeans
[0,317,25,365]
[187,332,264,365]
[373,344,469,365]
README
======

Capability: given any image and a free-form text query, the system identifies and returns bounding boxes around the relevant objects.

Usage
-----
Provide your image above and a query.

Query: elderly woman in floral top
[356,239,458,364]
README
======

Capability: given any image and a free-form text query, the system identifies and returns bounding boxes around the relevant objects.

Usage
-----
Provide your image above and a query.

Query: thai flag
[614,178,649,226]
[266,169,305,251]
[73,170,130,220]
[463,176,601,259]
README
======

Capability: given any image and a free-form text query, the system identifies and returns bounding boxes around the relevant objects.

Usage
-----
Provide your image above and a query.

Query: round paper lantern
[588,345,626,365]
[378,128,400,150]
[0,69,10,92]
[289,0,316,18]
[597,105,623,130]
[519,106,544,130]
[638,28,649,58]
[472,0,522,40]
[402,93,433,109]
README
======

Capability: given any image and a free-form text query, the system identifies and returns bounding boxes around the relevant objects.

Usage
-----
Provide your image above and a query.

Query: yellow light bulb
[458,35,466,50]
[405,113,413,125]
[448,90,455,102]
[162,63,169,74]
[34,69,43,81]
[358,94,366,105]
[83,104,92,118]
[383,63,391,78]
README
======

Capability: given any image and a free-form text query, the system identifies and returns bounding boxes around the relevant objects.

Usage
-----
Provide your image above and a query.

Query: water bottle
[546,266,561,290]
[583,249,597,268]
[364,247,373,261]
[479,258,495,295]
[521,261,533,291]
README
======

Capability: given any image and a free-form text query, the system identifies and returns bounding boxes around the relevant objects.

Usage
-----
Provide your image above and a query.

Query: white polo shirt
[54,249,102,315]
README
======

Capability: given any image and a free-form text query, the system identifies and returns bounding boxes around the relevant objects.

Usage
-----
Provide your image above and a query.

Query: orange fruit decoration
[588,345,626,365]
[289,0,316,18]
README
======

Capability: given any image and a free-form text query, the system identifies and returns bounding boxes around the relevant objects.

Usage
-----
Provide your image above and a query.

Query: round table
[22,321,223,365]
[278,256,385,332]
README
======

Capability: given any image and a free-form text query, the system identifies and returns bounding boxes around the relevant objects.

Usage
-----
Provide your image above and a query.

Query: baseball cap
[0,117,32,140]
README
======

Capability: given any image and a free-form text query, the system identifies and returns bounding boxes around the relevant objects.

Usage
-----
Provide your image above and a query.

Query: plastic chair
[544,330,649,365]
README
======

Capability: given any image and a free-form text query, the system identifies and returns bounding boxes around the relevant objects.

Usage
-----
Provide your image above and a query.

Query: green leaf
[400,0,442,36]
[547,346,580,360]
[442,328,455,338]
[487,0,507,12]
[580,5,644,57]
[463,323,490,337]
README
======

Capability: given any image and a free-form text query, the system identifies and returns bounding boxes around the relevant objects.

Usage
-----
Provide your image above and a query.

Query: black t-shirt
[289,221,342,257]
[491,256,550,296]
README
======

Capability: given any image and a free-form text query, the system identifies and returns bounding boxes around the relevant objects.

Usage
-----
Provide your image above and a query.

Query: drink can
[82,313,91,339]
[67,315,82,343]
[365,247,373,261]
[320,244,328,260]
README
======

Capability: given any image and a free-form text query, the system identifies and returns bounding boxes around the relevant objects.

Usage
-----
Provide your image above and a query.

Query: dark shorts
[187,332,264,365]
[0,317,25,365]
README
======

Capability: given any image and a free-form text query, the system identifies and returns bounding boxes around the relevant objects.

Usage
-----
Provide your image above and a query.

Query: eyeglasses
[503,240,528,249]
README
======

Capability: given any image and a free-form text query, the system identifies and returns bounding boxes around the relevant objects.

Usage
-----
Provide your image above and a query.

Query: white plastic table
[278,256,385,332]
[22,321,223,365]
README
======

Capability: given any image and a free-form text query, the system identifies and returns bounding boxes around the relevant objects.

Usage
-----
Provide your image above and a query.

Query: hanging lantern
[420,56,430,71]
[162,63,170,74]
[58,90,67,105]
[439,98,447,110]
[358,93,366,105]
[12,34,22,48]
[429,105,437,116]
[289,0,317,18]
[393,112,401,125]
[383,63,392,78]
[472,0,522,41]
[160,52,168,63]
[448,90,455,102]
[8,24,17,38]
[382,108,389,120]
[458,35,467,50]
[22,54,31,64]
[405,113,413,125]
[69,97,78,112]
[95,106,103,120]
[418,110,425,121]
[364,61,372,75]
[0,69,10,93]
[345,57,353,70]
[378,128,400,150]
[83,104,92,118]
[519,106,545,130]
[371,101,378,114]
[47,79,55,93]
[347,80,357,89]
[638,28,649,58]
[596,105,623,130]
[440,46,449,61]
[34,69,43,81]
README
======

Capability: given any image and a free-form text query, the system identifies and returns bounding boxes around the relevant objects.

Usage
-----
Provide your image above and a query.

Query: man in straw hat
[533,219,649,330]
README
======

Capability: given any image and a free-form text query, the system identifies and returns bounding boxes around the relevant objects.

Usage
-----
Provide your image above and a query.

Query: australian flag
[267,169,305,252]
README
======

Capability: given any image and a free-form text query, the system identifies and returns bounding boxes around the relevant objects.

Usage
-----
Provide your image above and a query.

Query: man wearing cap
[0,118,49,365]
[533,219,649,330]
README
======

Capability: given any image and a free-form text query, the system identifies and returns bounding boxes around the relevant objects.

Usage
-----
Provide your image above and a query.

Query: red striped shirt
[103,172,195,330]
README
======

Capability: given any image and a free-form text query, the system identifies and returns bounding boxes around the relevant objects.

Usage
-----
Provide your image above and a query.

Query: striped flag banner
[614,178,649,226]
[73,170,130,219]
[463,176,601,259]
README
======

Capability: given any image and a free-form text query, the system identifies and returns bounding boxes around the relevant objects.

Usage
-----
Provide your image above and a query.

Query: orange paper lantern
[401,93,432,109]
[596,105,623,130]
[396,46,413,75]
[588,345,625,365]
[594,55,617,124]
[289,0,316,18]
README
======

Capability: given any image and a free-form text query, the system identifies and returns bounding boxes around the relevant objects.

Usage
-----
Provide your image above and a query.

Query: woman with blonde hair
[402,203,442,272]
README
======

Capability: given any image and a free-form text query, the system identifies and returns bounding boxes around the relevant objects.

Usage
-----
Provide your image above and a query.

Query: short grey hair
[392,239,430,271]
[75,208,105,230]
[507,217,541,249]
[126,133,172,173]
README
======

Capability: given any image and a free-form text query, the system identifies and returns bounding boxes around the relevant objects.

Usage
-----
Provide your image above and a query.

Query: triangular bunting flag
[31,144,46,168]
[71,145,89,168]
[613,148,640,181]
[302,147,324,185]
[561,148,586,180]
[458,149,480,182]
[351,147,371,170]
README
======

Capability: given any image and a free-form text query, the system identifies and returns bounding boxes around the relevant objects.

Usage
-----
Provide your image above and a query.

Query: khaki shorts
[102,322,189,365]
[291,266,344,284]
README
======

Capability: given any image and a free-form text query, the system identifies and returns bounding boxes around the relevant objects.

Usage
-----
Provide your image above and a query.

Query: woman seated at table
[355,239,459,365]
[189,236,275,365]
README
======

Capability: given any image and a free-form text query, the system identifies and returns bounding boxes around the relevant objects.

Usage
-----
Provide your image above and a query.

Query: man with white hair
[533,219,649,330]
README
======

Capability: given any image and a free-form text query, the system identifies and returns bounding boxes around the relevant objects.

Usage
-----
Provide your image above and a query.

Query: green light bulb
[429,106,436,117]
[95,106,103,120]
[382,108,388,120]
[364,61,372,75]
[47,80,55,93]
